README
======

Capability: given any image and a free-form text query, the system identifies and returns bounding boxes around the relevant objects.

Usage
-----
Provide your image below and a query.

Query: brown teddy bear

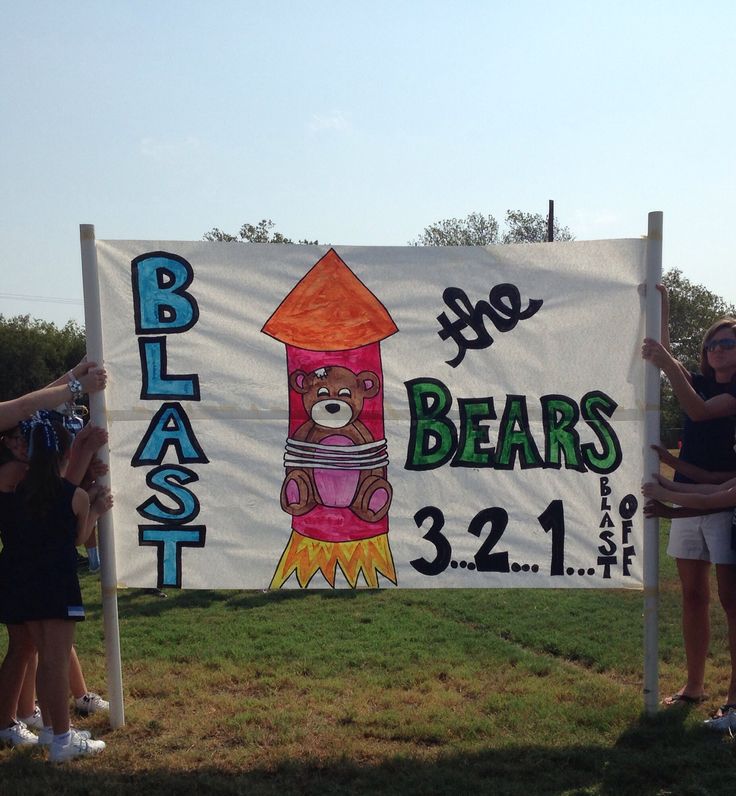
[281,365,392,522]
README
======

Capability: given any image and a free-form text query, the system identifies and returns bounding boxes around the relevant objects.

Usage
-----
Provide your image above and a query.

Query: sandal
[662,692,707,706]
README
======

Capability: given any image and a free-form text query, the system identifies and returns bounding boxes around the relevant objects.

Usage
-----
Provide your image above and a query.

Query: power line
[0,292,82,306]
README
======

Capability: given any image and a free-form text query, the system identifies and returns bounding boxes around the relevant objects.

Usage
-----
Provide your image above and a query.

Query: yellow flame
[270,530,397,589]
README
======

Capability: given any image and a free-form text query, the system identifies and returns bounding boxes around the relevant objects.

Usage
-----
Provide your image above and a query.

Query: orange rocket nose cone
[262,248,398,351]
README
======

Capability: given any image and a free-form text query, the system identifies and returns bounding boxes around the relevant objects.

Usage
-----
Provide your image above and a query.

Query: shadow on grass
[3,709,735,796]
[110,586,368,618]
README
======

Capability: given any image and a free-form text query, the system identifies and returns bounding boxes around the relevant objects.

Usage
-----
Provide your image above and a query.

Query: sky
[2,0,735,328]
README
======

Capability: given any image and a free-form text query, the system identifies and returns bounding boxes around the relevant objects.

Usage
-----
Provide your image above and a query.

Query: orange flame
[270,530,397,589]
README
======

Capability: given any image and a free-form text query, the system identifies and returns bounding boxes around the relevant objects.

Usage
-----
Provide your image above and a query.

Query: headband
[20,410,60,456]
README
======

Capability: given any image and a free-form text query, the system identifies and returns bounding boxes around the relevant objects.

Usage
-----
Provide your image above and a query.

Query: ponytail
[17,412,71,518]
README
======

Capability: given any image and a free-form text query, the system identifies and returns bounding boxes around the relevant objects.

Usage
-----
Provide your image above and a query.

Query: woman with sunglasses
[642,285,736,709]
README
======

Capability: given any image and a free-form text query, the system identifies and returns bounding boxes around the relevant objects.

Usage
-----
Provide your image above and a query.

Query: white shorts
[667,511,736,564]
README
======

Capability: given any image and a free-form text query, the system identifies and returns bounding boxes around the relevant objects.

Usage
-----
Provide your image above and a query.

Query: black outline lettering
[452,397,496,468]
[137,465,201,524]
[138,337,201,401]
[132,251,200,335]
[131,402,209,467]
[138,525,206,589]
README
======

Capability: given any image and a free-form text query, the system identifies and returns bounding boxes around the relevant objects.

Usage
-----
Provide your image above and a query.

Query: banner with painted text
[94,240,648,590]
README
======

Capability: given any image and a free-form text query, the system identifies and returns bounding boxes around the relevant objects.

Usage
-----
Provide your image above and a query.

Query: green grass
[2,528,736,795]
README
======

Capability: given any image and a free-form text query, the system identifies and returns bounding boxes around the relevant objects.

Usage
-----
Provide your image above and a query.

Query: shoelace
[14,722,36,740]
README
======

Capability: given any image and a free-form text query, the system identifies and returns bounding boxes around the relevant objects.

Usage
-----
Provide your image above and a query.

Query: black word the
[437,283,543,368]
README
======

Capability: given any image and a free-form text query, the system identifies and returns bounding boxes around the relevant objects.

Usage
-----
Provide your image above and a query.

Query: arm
[643,500,717,519]
[658,283,672,353]
[73,485,113,546]
[652,473,736,494]
[656,283,690,380]
[642,338,736,420]
[44,358,98,388]
[642,480,736,511]
[0,366,107,433]
[651,443,736,484]
[66,424,108,486]
[72,488,91,546]
[80,456,108,491]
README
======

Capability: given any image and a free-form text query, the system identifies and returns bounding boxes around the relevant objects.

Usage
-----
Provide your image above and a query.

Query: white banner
[94,239,648,590]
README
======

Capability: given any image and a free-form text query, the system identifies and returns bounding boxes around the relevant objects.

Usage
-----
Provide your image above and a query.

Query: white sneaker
[0,720,39,747]
[19,705,44,730]
[48,729,105,762]
[38,726,92,746]
[704,708,736,733]
[75,692,109,715]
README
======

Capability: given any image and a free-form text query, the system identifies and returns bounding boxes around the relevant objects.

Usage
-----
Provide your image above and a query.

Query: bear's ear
[289,370,309,394]
[357,371,380,399]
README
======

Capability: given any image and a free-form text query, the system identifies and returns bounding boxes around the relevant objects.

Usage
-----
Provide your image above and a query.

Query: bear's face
[289,366,380,429]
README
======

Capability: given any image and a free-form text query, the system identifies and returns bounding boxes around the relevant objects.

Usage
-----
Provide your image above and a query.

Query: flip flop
[662,692,707,706]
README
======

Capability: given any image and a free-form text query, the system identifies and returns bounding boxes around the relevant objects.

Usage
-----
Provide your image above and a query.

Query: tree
[203,219,319,245]
[0,315,86,401]
[410,209,573,246]
[409,212,500,246]
[502,210,573,244]
[663,268,736,369]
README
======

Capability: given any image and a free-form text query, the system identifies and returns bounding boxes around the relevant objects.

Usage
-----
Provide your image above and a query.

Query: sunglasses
[704,338,736,353]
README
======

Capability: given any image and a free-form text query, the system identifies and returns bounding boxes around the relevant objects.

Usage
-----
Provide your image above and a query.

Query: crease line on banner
[106,406,646,422]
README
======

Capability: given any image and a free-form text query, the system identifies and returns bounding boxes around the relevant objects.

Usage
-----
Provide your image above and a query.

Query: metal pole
[79,224,125,728]
[643,211,663,715]
[547,200,554,242]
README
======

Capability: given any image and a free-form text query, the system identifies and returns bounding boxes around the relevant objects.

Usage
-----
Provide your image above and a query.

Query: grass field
[2,525,736,795]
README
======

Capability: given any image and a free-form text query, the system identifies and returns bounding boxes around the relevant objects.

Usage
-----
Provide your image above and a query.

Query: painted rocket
[262,249,398,588]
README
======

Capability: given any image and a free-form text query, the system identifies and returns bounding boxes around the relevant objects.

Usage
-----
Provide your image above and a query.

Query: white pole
[643,211,663,715]
[80,224,125,728]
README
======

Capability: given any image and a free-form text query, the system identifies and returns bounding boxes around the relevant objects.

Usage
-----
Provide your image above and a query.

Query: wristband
[68,375,84,400]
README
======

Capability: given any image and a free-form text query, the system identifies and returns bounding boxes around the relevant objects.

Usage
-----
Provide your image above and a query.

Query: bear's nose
[325,403,341,414]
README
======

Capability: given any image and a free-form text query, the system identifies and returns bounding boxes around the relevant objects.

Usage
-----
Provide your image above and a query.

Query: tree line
[0,316,86,402]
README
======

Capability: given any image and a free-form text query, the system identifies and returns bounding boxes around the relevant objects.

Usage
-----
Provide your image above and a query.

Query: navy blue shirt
[675,373,736,483]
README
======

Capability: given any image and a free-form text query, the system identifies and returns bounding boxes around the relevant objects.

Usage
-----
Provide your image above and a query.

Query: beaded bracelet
[68,375,84,400]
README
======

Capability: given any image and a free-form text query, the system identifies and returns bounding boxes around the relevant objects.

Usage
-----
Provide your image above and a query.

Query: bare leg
[25,619,75,735]
[17,651,38,719]
[675,558,711,699]
[69,646,88,700]
[0,624,36,726]
[85,528,100,571]
[716,563,736,705]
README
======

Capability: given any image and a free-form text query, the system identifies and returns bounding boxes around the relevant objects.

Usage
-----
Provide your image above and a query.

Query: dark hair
[700,318,736,379]
[0,427,20,466]
[17,419,72,518]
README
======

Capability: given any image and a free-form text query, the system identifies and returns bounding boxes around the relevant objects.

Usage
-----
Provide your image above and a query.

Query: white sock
[52,730,72,746]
